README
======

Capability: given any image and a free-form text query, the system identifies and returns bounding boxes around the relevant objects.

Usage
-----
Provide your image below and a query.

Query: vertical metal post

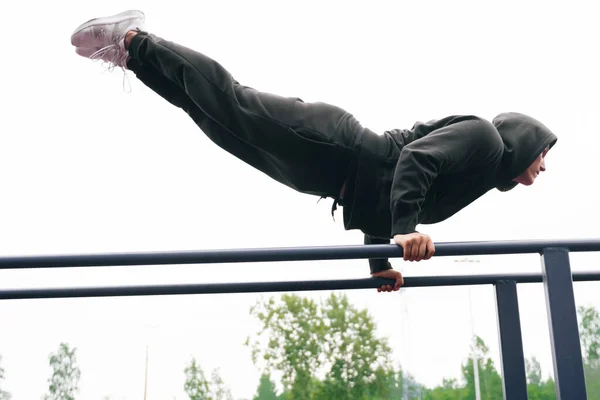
[542,248,587,400]
[495,280,528,400]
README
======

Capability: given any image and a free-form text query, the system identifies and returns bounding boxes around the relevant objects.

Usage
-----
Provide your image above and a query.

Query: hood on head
[493,112,558,192]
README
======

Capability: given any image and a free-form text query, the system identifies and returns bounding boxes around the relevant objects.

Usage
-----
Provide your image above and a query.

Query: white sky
[1,0,600,399]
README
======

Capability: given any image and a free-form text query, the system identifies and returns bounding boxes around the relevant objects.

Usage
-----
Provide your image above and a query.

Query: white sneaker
[71,10,145,49]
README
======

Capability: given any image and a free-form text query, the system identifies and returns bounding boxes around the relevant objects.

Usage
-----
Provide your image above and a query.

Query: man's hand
[393,232,435,262]
[371,268,404,292]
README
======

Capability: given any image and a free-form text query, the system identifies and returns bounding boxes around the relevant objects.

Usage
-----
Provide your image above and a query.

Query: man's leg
[123,31,362,196]
[123,57,301,189]
[72,14,364,197]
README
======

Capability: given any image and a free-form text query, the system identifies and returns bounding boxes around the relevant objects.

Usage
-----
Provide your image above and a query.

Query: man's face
[512,147,550,186]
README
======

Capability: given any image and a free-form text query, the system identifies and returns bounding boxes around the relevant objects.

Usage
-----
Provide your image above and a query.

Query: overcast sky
[1,0,599,399]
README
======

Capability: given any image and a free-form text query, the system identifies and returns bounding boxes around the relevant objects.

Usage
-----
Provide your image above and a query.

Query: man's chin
[513,178,535,186]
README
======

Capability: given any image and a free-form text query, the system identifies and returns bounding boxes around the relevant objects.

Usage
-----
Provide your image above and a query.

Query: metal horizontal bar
[1,239,600,270]
[1,271,599,300]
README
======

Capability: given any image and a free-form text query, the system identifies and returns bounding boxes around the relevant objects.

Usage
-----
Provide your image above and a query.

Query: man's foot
[71,10,145,48]
[71,10,145,68]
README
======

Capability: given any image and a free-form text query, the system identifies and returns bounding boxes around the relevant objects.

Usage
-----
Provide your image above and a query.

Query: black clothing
[127,32,558,274]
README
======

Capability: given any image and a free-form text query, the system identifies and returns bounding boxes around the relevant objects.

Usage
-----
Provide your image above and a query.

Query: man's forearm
[364,234,393,273]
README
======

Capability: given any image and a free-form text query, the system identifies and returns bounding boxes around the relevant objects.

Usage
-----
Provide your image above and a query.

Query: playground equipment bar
[0,238,600,270]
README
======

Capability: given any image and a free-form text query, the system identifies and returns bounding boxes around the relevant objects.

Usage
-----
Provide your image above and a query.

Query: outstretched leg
[71,11,366,198]
[126,57,306,189]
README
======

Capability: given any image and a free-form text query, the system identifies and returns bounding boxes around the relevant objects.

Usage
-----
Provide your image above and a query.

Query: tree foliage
[249,293,416,399]
[44,343,81,400]
[460,336,503,400]
[210,368,233,400]
[10,297,600,400]
[526,356,542,386]
[253,374,279,400]
[248,294,325,399]
[579,305,600,397]
[247,294,600,400]
[184,359,233,400]
[184,358,211,400]
[579,305,600,367]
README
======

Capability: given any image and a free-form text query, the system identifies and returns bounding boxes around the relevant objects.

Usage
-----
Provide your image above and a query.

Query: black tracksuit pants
[126,32,366,199]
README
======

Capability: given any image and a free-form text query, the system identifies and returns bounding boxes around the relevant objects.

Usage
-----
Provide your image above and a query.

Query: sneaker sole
[70,10,145,46]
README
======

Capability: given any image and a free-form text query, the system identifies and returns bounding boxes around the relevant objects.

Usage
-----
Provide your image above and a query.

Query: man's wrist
[370,261,393,274]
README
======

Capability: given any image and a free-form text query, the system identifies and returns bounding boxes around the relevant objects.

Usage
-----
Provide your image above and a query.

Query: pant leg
[127,32,364,197]
[127,58,295,188]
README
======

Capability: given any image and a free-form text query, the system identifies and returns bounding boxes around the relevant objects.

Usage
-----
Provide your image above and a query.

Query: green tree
[366,365,403,399]
[248,294,325,400]
[315,294,393,399]
[461,336,502,400]
[526,378,556,400]
[44,343,81,400]
[578,305,600,399]
[583,365,600,400]
[525,356,556,400]
[248,293,399,400]
[400,371,428,400]
[184,358,210,400]
[579,305,600,366]
[253,374,279,400]
[0,355,11,400]
[526,356,542,386]
[424,378,465,400]
[210,368,233,400]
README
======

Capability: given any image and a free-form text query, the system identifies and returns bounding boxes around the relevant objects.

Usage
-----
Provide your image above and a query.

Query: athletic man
[70,10,558,293]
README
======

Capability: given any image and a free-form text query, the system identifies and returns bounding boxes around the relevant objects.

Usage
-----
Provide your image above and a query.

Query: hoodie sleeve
[390,118,503,235]
[364,234,393,273]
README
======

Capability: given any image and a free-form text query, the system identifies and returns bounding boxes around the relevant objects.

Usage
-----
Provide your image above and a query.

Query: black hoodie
[340,112,558,273]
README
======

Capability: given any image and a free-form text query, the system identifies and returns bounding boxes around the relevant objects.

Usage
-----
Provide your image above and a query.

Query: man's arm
[365,234,404,293]
[390,118,504,235]
[364,234,392,273]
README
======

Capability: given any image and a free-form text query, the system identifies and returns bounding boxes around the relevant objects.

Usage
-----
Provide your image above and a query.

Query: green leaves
[317,294,392,399]
[184,358,210,400]
[248,293,394,400]
[526,356,542,386]
[248,294,324,395]
[578,305,600,397]
[578,305,600,367]
[210,368,233,400]
[253,374,279,400]
[184,359,233,400]
[43,343,81,400]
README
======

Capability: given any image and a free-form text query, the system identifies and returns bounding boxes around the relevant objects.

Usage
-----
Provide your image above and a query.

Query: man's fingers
[403,242,411,261]
[412,239,422,261]
[379,285,392,292]
[394,275,404,290]
[417,240,427,261]
[374,270,403,293]
[424,239,435,260]
[408,240,417,261]
[395,234,434,262]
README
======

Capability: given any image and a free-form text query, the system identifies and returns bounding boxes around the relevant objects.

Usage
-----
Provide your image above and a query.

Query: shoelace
[90,45,132,93]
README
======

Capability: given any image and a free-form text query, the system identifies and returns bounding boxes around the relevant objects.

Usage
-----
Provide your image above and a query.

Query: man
[70,10,558,293]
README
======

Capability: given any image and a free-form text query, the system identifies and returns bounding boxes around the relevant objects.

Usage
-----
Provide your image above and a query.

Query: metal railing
[2,238,600,399]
